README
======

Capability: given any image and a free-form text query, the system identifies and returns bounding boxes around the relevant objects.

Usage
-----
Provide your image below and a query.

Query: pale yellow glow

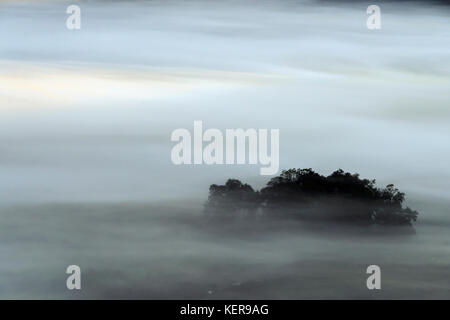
[0,61,285,110]
[0,63,203,109]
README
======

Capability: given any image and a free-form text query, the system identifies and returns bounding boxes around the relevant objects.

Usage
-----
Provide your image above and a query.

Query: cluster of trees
[204,169,418,226]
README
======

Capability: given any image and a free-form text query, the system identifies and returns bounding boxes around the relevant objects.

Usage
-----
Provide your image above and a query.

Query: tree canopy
[204,169,418,226]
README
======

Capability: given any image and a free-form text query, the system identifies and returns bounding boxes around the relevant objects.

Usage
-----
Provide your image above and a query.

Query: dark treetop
[205,169,418,226]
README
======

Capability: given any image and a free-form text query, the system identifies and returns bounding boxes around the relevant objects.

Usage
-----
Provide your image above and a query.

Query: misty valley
[0,0,448,300]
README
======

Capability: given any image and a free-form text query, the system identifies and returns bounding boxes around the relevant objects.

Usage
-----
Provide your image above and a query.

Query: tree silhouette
[204,179,259,219]
[204,169,418,226]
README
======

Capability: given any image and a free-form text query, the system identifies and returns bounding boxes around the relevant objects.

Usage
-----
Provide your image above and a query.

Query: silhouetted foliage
[204,169,418,226]
[205,179,260,219]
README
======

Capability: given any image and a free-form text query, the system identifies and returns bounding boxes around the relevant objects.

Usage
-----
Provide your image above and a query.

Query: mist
[0,0,449,298]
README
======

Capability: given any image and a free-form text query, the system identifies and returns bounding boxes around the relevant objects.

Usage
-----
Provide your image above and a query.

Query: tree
[204,179,259,219]
[204,169,418,226]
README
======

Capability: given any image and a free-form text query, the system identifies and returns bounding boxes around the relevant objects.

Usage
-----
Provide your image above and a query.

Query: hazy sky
[1,0,449,206]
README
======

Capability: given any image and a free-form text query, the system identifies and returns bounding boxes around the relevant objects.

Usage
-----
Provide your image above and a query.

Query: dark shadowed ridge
[205,168,419,227]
